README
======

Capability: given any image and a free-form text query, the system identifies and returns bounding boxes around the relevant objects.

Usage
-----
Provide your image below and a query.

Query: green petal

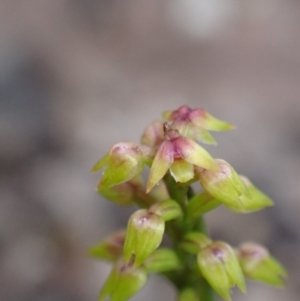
[190,110,235,131]
[240,176,274,212]
[146,141,174,192]
[174,137,218,171]
[194,128,217,145]
[170,159,194,183]
[91,154,109,172]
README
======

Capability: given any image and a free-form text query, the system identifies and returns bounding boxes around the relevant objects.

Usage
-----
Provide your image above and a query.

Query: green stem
[163,174,216,301]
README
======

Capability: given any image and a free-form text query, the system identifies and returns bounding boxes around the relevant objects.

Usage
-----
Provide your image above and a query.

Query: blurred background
[0,1,299,300]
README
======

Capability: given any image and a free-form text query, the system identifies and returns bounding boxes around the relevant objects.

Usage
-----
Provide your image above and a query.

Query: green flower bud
[198,159,253,213]
[92,142,144,187]
[146,129,218,192]
[149,199,183,222]
[180,232,212,254]
[143,248,181,273]
[197,241,246,301]
[92,142,154,188]
[240,176,274,211]
[237,242,287,287]
[185,191,221,221]
[89,230,126,262]
[124,209,165,267]
[99,258,148,301]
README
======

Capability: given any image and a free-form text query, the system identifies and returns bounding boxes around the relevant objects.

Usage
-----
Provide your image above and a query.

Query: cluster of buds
[90,105,287,301]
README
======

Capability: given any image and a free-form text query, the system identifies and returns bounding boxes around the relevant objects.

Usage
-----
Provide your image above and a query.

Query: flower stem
[163,174,216,301]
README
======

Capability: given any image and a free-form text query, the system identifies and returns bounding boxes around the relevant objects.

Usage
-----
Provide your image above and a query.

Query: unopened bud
[197,241,246,301]
[198,159,252,212]
[237,242,287,287]
[99,258,148,301]
[92,142,146,188]
[124,209,165,267]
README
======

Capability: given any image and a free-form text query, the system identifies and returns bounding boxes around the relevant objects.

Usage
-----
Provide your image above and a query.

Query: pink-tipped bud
[197,241,246,301]
[99,258,148,301]
[92,142,146,188]
[198,159,252,212]
[237,242,287,287]
[124,209,165,267]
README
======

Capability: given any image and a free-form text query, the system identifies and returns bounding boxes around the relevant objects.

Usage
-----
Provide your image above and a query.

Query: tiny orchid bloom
[163,105,235,145]
[197,241,246,301]
[237,242,287,287]
[146,127,218,192]
[92,142,154,188]
[124,209,165,267]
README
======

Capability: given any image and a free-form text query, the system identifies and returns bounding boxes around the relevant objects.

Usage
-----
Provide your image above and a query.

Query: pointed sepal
[240,176,274,211]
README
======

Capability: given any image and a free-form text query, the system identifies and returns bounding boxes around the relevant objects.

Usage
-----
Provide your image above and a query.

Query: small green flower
[198,159,253,212]
[92,142,153,188]
[163,105,234,144]
[99,258,148,301]
[237,242,287,287]
[197,241,246,301]
[146,128,218,192]
[89,230,126,262]
[124,209,165,267]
